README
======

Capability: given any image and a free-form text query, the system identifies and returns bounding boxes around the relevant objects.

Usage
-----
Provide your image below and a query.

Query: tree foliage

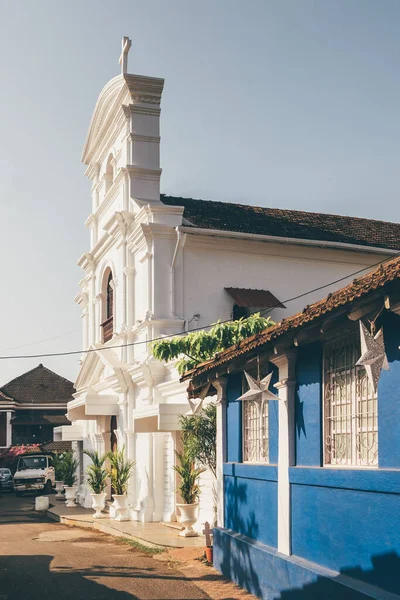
[173,450,205,504]
[179,403,217,477]
[152,313,274,374]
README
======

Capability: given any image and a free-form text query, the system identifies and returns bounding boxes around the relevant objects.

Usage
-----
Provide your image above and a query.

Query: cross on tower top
[119,36,132,75]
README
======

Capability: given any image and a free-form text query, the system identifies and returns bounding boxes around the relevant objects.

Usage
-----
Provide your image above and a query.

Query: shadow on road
[0,555,138,600]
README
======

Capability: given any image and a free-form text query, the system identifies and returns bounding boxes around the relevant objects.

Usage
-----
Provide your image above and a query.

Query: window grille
[324,336,378,467]
[242,364,270,463]
[106,274,114,319]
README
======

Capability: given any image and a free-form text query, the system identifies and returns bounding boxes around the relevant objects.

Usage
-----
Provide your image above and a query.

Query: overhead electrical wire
[0,250,398,361]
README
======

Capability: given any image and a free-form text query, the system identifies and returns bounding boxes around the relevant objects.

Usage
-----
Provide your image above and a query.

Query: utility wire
[0,250,398,361]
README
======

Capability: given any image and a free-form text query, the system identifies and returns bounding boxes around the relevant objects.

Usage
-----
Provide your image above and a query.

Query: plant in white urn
[173,450,205,537]
[52,453,65,500]
[107,447,135,522]
[83,450,108,518]
[62,451,79,508]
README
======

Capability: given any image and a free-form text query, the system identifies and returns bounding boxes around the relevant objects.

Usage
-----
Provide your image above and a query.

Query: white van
[13,453,55,496]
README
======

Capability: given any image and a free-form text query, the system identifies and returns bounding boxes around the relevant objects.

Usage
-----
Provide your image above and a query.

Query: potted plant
[52,453,65,500]
[62,451,79,508]
[173,450,205,537]
[83,450,108,518]
[107,447,135,521]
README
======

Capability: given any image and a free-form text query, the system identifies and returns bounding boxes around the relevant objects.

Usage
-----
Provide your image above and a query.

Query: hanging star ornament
[356,321,389,393]
[187,383,211,415]
[237,371,280,406]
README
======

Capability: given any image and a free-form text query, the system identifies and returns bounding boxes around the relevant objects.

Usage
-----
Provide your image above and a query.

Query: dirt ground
[0,493,256,600]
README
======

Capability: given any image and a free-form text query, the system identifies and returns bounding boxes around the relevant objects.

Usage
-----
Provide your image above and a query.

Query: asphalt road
[0,493,211,600]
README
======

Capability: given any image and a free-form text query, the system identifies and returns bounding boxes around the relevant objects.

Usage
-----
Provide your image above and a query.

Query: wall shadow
[279,551,400,599]
[219,476,262,598]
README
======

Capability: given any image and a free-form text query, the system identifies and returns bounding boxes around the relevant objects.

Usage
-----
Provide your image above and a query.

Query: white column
[88,273,96,345]
[214,378,228,528]
[6,412,12,447]
[152,433,165,522]
[94,293,103,342]
[271,351,297,556]
[82,308,89,350]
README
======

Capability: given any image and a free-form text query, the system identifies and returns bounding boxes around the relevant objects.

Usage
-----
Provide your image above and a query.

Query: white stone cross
[119,36,132,74]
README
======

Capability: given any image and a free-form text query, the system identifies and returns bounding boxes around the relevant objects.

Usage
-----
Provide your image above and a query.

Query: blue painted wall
[268,364,279,465]
[295,342,322,467]
[291,474,400,593]
[224,463,278,548]
[378,311,400,468]
[226,372,242,463]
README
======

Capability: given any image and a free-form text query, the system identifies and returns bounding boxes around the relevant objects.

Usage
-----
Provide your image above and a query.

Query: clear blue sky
[0,0,399,384]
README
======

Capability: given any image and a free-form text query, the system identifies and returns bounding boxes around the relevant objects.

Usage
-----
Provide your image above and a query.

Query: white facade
[65,41,395,526]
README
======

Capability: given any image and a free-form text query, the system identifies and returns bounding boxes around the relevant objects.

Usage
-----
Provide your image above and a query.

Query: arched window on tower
[104,154,114,194]
[102,271,114,342]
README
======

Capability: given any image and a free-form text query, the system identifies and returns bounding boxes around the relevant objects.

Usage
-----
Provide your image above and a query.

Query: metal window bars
[242,364,270,463]
[324,337,378,467]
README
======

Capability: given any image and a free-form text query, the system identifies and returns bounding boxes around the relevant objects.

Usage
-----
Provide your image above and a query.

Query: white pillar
[94,293,103,342]
[6,412,12,447]
[270,351,297,556]
[152,433,165,522]
[214,378,228,528]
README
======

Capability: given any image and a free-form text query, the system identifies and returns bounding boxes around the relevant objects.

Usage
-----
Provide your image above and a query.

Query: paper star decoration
[356,321,389,393]
[187,383,211,415]
[237,372,280,407]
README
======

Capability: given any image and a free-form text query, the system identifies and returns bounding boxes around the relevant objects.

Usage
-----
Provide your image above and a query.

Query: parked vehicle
[13,453,55,495]
[0,468,13,492]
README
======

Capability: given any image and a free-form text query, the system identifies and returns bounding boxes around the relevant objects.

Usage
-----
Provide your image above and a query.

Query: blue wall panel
[291,481,400,592]
[214,527,392,599]
[268,364,279,464]
[224,473,277,548]
[295,341,322,467]
[378,311,400,469]
[226,373,243,463]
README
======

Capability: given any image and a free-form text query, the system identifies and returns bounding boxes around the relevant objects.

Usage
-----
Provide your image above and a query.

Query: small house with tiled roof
[182,255,400,599]
[0,364,74,449]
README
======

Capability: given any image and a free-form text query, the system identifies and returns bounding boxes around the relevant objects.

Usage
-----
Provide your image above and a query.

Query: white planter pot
[54,481,64,500]
[91,492,107,518]
[176,503,199,537]
[112,494,129,521]
[64,486,78,508]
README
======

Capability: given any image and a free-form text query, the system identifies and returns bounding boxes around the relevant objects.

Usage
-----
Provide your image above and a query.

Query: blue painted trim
[226,373,243,463]
[295,341,323,467]
[268,364,279,464]
[289,467,400,494]
[378,311,400,469]
[224,462,278,481]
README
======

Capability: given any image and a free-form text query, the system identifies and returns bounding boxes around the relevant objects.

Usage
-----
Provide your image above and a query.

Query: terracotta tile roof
[0,364,75,405]
[41,441,72,453]
[161,195,400,251]
[182,254,400,382]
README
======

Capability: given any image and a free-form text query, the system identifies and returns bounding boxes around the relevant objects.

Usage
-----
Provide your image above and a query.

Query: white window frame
[323,334,378,468]
[242,365,270,464]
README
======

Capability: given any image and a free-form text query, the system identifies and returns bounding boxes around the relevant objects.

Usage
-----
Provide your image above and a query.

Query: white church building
[59,37,400,526]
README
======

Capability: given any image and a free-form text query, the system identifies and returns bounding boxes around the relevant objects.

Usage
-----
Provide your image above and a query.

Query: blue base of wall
[213,527,400,600]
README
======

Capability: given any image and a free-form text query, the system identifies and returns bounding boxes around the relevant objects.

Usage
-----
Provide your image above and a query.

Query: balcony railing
[101,316,114,343]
